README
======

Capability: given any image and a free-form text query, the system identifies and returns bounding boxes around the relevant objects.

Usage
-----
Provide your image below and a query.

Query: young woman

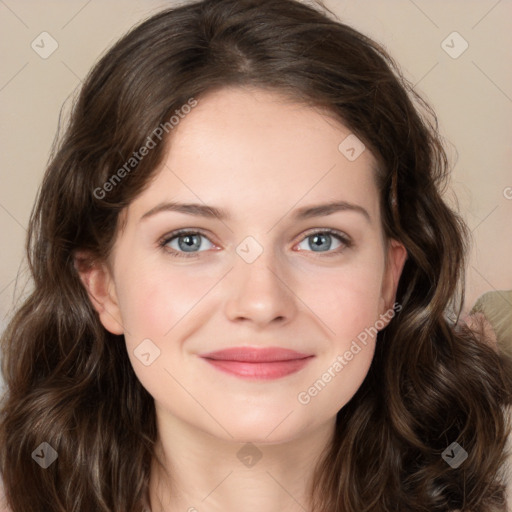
[1,0,511,510]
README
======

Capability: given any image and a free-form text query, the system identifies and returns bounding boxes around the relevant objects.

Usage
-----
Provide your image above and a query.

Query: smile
[199,347,315,380]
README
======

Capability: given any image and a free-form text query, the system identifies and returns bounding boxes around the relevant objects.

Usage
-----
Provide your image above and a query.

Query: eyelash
[158,228,352,259]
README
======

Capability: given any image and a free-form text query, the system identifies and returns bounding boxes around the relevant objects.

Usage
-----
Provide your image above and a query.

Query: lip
[199,347,314,380]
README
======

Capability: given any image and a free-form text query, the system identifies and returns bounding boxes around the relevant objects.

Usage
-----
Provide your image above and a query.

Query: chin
[209,410,318,446]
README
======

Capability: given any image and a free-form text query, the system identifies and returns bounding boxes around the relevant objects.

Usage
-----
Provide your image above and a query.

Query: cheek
[303,258,384,341]
[115,257,218,339]
[297,255,384,409]
[298,273,380,417]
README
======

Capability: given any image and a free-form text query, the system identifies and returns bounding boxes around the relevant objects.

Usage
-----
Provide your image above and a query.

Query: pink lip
[199,347,314,380]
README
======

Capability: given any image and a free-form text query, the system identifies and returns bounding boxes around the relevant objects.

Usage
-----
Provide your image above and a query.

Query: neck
[148,411,335,512]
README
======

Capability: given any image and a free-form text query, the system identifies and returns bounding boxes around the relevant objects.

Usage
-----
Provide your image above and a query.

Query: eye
[158,228,352,259]
[159,229,215,258]
[295,229,352,256]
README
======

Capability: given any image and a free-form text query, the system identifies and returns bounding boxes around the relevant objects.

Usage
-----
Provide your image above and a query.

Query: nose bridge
[223,234,296,325]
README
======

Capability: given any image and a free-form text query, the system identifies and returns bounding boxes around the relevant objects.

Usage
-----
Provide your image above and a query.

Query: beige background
[1,0,511,340]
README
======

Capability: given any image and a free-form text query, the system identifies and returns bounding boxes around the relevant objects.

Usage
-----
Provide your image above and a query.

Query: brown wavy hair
[1,0,511,510]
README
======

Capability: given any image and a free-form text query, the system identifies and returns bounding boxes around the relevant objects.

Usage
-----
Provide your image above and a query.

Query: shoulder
[469,290,512,357]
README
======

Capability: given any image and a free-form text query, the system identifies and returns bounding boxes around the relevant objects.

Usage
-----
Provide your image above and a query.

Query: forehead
[121,86,380,229]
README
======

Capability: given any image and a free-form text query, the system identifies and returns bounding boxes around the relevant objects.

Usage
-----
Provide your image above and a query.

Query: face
[80,86,406,444]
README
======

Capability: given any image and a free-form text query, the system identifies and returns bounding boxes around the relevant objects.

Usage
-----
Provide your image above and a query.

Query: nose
[223,244,298,328]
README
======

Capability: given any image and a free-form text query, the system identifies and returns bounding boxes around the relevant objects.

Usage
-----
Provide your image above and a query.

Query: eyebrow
[140,200,371,223]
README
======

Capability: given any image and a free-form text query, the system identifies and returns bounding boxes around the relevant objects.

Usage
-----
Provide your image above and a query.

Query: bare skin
[78,86,407,511]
